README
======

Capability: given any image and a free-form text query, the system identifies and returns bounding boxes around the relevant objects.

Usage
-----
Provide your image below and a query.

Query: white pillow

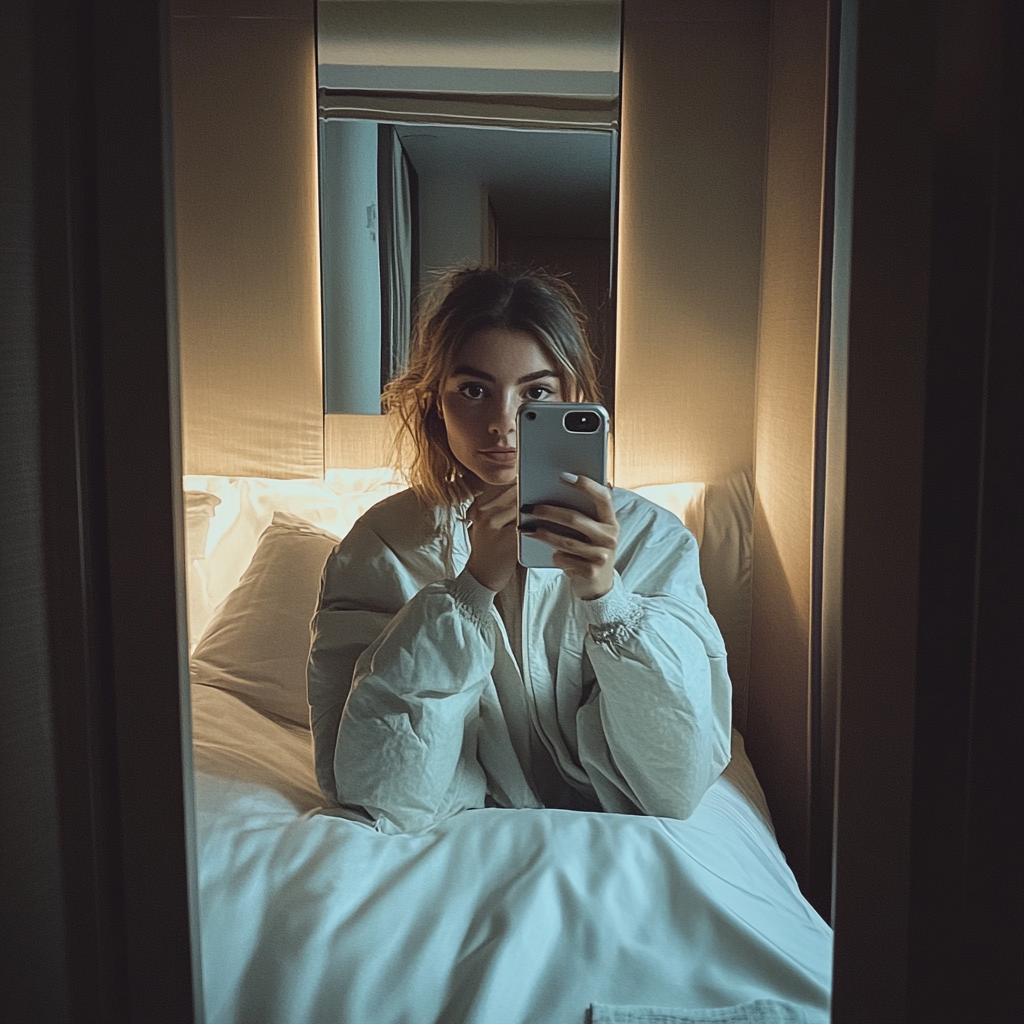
[189,511,340,727]
[629,481,705,546]
[182,469,402,644]
[184,490,222,649]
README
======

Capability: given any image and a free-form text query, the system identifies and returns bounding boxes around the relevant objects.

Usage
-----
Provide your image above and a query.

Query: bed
[183,470,832,1024]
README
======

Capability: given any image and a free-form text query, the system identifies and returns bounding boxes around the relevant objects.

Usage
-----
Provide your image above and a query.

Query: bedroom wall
[615,0,769,491]
[747,0,831,905]
[170,0,324,478]
[417,169,488,280]
[617,0,832,900]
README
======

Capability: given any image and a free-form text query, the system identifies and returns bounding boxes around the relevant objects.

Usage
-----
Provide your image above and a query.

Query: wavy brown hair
[383,266,602,508]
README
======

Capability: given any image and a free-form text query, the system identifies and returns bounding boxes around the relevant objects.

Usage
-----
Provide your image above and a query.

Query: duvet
[191,685,832,1024]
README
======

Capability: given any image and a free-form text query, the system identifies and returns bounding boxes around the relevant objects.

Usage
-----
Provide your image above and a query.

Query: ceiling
[394,123,614,238]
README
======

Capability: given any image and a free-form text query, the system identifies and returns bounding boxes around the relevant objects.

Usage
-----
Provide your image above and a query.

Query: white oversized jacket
[306,486,732,834]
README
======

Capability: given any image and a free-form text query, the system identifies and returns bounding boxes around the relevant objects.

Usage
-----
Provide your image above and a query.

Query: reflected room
[171,1,837,1021]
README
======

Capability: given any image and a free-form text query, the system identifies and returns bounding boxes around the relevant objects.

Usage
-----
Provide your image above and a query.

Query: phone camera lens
[525,410,537,421]
[564,410,600,433]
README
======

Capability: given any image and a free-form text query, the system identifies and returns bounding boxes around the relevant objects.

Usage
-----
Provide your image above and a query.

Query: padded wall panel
[747,0,829,895]
[318,0,622,73]
[614,0,769,489]
[171,0,323,478]
[324,413,395,470]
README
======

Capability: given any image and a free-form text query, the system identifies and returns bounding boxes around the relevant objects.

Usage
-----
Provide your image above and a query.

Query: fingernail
[518,523,537,533]
[559,472,578,484]
[519,503,534,514]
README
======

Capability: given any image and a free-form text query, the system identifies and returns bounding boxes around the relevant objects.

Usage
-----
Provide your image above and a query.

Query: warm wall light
[630,481,706,546]
[325,413,397,470]
[172,5,324,479]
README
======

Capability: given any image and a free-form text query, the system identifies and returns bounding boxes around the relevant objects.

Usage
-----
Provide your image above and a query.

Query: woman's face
[439,327,563,489]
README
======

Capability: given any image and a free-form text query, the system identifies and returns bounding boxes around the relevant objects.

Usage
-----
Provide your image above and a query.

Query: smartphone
[517,402,611,569]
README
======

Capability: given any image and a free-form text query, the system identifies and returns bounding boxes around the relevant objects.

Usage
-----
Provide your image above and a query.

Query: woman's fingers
[471,484,518,528]
[466,486,519,593]
[522,506,617,548]
[520,477,618,600]
[561,474,617,524]
[525,476,616,530]
[527,524,615,596]
[521,522,611,559]
[474,483,516,510]
[524,505,604,542]
[582,475,618,525]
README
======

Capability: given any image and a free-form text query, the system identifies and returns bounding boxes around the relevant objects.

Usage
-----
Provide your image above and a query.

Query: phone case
[517,402,610,569]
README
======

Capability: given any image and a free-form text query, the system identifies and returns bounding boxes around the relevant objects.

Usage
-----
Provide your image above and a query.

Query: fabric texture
[589,999,811,1023]
[307,486,733,833]
[190,511,339,726]
[191,685,830,1024]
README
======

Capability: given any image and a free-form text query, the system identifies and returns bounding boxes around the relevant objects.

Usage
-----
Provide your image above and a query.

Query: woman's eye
[524,385,555,401]
[458,383,486,400]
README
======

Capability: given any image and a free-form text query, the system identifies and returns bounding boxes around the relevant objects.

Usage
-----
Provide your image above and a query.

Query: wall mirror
[316,0,623,415]
[168,2,842,1017]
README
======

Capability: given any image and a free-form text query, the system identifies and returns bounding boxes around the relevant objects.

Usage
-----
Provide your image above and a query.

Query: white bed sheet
[191,685,831,1024]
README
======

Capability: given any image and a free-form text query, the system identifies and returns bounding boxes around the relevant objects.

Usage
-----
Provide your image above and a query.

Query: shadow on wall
[746,491,813,896]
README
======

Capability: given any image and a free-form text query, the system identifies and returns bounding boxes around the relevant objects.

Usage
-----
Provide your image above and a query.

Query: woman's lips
[479,448,516,463]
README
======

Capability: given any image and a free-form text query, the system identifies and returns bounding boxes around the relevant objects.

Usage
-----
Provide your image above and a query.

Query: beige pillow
[700,472,753,734]
[189,511,340,727]
[629,475,752,733]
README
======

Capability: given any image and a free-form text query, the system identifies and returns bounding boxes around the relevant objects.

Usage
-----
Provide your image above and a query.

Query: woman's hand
[465,483,520,593]
[520,475,619,601]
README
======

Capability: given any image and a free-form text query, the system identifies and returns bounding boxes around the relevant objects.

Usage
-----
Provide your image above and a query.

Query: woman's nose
[489,396,517,436]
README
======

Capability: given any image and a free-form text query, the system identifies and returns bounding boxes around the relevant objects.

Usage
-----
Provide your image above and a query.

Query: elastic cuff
[579,574,645,650]
[450,567,498,622]
[577,572,638,626]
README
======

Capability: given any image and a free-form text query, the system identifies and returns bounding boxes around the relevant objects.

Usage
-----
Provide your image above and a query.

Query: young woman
[307,268,732,834]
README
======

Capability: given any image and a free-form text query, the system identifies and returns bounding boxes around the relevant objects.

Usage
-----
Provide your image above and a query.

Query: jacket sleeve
[573,500,732,820]
[307,518,499,833]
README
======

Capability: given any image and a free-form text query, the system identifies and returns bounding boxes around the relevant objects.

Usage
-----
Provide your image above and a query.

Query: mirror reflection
[317,0,621,413]
[179,3,835,1021]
